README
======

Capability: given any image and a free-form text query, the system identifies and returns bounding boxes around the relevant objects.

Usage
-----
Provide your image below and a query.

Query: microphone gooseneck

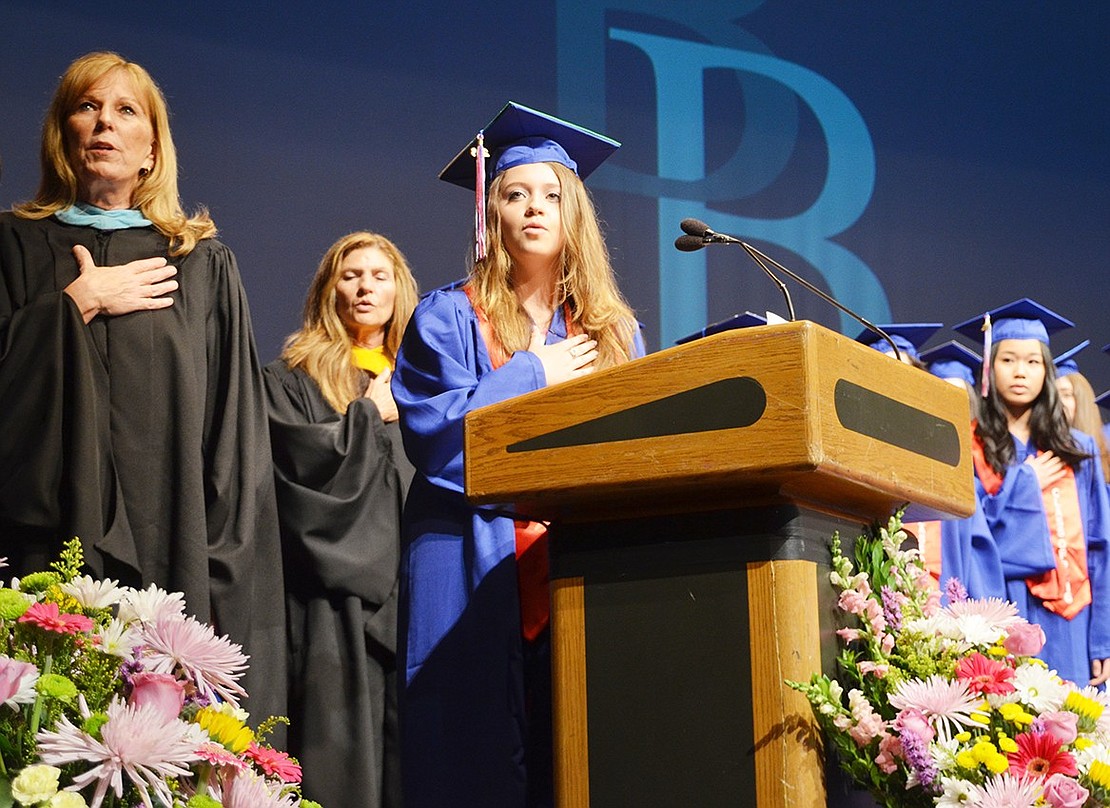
[673,219,901,361]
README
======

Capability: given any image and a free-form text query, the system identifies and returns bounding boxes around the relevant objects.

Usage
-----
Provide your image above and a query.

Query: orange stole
[465,286,580,640]
[971,429,1090,619]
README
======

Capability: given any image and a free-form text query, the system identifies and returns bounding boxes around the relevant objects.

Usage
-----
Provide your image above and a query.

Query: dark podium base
[549,504,869,808]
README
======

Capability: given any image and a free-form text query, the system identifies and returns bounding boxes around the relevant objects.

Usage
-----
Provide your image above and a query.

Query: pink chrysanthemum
[956,651,1016,696]
[18,601,94,635]
[0,655,39,708]
[1007,731,1078,780]
[220,770,300,808]
[888,675,984,741]
[140,615,248,706]
[972,773,1041,808]
[36,698,207,808]
[245,743,302,783]
[944,598,1021,628]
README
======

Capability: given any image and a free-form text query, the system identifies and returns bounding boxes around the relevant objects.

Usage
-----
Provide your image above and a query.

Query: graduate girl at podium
[391,103,644,806]
[955,299,1110,687]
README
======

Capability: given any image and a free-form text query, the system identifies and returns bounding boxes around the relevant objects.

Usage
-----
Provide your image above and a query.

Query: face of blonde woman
[334,246,397,348]
[495,162,565,271]
[1056,374,1077,425]
[65,68,156,209]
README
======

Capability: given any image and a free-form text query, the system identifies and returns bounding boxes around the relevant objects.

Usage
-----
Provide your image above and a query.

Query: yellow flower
[1065,690,1104,723]
[1089,759,1110,791]
[971,740,998,760]
[997,735,1018,753]
[984,752,1010,774]
[195,706,254,754]
[987,645,1008,658]
[1074,737,1093,751]
[956,750,977,769]
[968,712,990,725]
[998,702,1034,725]
[955,731,972,743]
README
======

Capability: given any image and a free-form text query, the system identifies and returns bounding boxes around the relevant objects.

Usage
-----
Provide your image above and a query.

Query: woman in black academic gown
[263,231,418,808]
[0,51,285,720]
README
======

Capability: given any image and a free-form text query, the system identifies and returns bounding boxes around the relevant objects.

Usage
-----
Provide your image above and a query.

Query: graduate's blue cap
[854,323,941,361]
[1053,340,1089,378]
[675,312,767,345]
[1096,389,1110,413]
[953,298,1073,346]
[439,101,620,189]
[919,340,980,386]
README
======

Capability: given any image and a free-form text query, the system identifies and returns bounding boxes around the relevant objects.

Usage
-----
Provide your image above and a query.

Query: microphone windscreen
[674,235,707,252]
[680,218,710,237]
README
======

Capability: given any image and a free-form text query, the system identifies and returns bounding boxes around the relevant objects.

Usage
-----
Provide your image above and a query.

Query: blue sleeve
[976,461,1056,580]
[392,291,545,494]
[1076,432,1110,660]
[941,506,1006,601]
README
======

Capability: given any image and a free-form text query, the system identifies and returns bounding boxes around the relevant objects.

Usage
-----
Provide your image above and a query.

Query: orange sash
[971,429,1090,619]
[465,286,580,640]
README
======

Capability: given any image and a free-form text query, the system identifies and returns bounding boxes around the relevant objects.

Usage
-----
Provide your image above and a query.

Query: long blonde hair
[282,231,419,412]
[1068,371,1110,480]
[466,162,637,368]
[13,51,215,256]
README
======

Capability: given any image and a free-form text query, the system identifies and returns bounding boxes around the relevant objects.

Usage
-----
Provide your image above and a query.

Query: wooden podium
[464,320,974,808]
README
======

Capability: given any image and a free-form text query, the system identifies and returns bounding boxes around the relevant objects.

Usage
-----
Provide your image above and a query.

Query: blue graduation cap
[953,298,1073,346]
[1096,389,1110,413]
[919,340,980,386]
[854,323,941,361]
[1053,340,1090,378]
[675,312,767,345]
[439,102,620,261]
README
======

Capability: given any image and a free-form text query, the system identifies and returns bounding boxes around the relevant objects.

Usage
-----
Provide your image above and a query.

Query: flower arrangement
[0,540,319,808]
[789,512,1110,808]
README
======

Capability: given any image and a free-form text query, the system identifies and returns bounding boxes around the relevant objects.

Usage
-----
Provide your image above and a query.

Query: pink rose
[1042,773,1089,808]
[1039,711,1079,745]
[129,672,185,721]
[894,708,936,743]
[1004,621,1046,656]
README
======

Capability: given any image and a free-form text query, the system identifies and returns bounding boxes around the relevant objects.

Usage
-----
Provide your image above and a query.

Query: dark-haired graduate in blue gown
[392,103,644,807]
[955,300,1110,687]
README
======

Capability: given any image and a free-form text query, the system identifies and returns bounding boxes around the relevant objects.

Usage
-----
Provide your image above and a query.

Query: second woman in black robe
[263,231,418,808]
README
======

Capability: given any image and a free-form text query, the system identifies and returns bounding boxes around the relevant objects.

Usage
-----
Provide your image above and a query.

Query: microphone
[675,234,707,252]
[674,219,902,361]
[675,220,795,320]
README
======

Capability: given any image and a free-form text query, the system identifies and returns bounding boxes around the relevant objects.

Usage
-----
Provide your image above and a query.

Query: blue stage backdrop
[2,1,1107,391]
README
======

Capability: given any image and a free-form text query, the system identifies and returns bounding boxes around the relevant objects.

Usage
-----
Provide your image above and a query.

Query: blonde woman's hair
[13,51,215,256]
[282,231,419,413]
[1068,371,1110,480]
[466,162,637,368]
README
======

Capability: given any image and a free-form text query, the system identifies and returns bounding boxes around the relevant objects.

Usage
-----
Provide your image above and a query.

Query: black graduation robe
[0,212,286,722]
[263,360,411,808]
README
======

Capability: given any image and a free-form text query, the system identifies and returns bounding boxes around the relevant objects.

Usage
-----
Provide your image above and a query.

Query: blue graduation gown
[976,431,1110,685]
[392,289,644,807]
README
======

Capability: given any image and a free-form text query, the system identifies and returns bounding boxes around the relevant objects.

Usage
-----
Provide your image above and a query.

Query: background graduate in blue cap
[392,102,644,807]
[954,298,1110,687]
[854,322,941,368]
[1053,341,1110,495]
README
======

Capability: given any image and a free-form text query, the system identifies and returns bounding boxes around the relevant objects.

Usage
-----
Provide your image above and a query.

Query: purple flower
[881,586,906,632]
[944,576,969,604]
[899,729,939,793]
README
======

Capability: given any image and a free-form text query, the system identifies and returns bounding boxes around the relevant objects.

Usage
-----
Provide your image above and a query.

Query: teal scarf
[55,203,152,230]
